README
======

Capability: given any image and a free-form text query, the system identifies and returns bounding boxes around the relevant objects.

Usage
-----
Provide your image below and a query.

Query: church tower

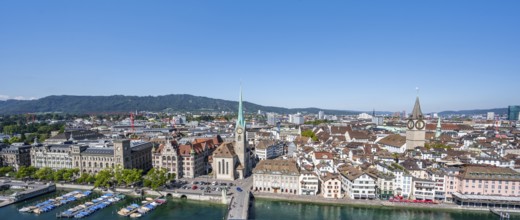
[435,117,442,140]
[406,96,426,150]
[235,87,250,179]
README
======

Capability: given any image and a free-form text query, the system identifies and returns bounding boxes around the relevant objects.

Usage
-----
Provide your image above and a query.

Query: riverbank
[53,182,228,205]
[253,192,520,215]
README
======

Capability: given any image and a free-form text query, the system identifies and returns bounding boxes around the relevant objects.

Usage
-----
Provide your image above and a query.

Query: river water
[1,190,517,220]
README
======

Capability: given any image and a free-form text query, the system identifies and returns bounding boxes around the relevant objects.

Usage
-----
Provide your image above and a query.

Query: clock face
[415,120,425,130]
[407,120,415,129]
[237,128,243,134]
[117,146,120,151]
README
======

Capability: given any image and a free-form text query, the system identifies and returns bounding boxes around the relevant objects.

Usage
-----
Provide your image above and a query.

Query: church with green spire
[212,87,251,180]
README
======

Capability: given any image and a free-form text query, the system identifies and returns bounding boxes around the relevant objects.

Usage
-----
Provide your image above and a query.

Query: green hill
[0,94,362,115]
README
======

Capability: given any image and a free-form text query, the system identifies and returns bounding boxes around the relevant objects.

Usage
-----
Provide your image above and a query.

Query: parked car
[192,185,198,190]
[237,187,243,192]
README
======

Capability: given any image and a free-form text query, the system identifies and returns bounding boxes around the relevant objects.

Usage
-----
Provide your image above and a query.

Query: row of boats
[19,191,92,214]
[58,193,125,218]
[117,197,167,218]
[18,190,166,219]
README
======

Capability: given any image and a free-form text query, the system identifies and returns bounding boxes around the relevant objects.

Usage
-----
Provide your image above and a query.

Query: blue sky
[0,0,519,112]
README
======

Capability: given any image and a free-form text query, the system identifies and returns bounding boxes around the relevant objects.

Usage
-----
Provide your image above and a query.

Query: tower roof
[411,96,423,120]
[236,86,245,128]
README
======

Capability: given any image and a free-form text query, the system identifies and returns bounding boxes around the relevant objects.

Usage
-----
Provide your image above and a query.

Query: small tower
[435,117,442,140]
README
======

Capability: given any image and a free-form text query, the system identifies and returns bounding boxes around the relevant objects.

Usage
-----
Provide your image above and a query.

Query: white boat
[130,213,142,218]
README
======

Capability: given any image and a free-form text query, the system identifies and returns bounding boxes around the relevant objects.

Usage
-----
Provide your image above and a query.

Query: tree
[76,173,91,184]
[63,168,79,182]
[94,169,113,188]
[35,167,55,181]
[0,167,14,177]
[15,166,38,179]
[301,130,318,142]
[143,168,168,190]
[123,169,143,186]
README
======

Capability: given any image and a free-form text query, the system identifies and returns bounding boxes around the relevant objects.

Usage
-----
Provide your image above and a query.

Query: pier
[0,180,56,208]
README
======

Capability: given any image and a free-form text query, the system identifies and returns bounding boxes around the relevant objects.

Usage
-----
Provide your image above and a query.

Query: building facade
[322,173,343,199]
[341,170,377,200]
[508,105,520,121]
[253,159,300,194]
[152,137,220,179]
[255,140,284,160]
[32,140,153,174]
[299,167,319,195]
[0,143,32,170]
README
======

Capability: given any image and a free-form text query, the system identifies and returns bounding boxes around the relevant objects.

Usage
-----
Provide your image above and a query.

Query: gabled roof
[377,134,406,148]
[212,142,236,158]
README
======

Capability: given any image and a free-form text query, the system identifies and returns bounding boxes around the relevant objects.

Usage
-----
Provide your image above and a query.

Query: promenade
[252,192,520,214]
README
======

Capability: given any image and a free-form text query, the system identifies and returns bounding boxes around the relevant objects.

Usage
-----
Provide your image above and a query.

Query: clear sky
[0,0,519,113]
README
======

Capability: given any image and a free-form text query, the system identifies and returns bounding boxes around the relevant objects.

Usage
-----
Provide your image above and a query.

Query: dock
[490,209,511,219]
[0,180,56,208]
[57,193,124,218]
[19,190,91,214]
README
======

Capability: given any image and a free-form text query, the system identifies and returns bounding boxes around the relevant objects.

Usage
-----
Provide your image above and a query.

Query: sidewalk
[252,192,496,213]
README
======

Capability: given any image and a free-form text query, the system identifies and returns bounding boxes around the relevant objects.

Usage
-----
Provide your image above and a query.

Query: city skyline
[1,1,519,112]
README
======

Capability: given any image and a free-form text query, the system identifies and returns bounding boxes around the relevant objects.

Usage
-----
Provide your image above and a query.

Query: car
[192,185,198,190]
[200,187,205,190]
[212,181,217,185]
[236,187,243,192]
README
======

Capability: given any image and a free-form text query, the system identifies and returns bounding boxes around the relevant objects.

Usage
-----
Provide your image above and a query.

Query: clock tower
[406,96,426,150]
[235,87,250,179]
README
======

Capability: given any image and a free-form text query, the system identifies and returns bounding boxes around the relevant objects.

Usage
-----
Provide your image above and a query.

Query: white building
[340,168,377,200]
[487,112,495,121]
[299,166,320,195]
[412,178,435,201]
[292,113,305,125]
[267,113,278,126]
[358,113,373,120]
[318,111,325,120]
[255,140,284,160]
[253,159,300,195]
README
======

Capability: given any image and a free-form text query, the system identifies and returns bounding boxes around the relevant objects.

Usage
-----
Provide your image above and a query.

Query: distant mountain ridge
[0,94,507,116]
[438,108,508,116]
[0,94,368,115]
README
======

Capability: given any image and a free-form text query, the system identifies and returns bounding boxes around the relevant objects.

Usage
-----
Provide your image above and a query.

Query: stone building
[253,159,300,194]
[31,139,153,174]
[0,143,32,170]
[152,137,221,179]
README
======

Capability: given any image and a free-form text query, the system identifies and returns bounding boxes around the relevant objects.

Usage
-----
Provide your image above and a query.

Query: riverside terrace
[452,192,520,210]
[0,180,56,207]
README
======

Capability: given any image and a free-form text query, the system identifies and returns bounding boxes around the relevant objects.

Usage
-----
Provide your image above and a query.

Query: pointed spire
[411,96,423,120]
[435,117,442,139]
[236,86,245,129]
